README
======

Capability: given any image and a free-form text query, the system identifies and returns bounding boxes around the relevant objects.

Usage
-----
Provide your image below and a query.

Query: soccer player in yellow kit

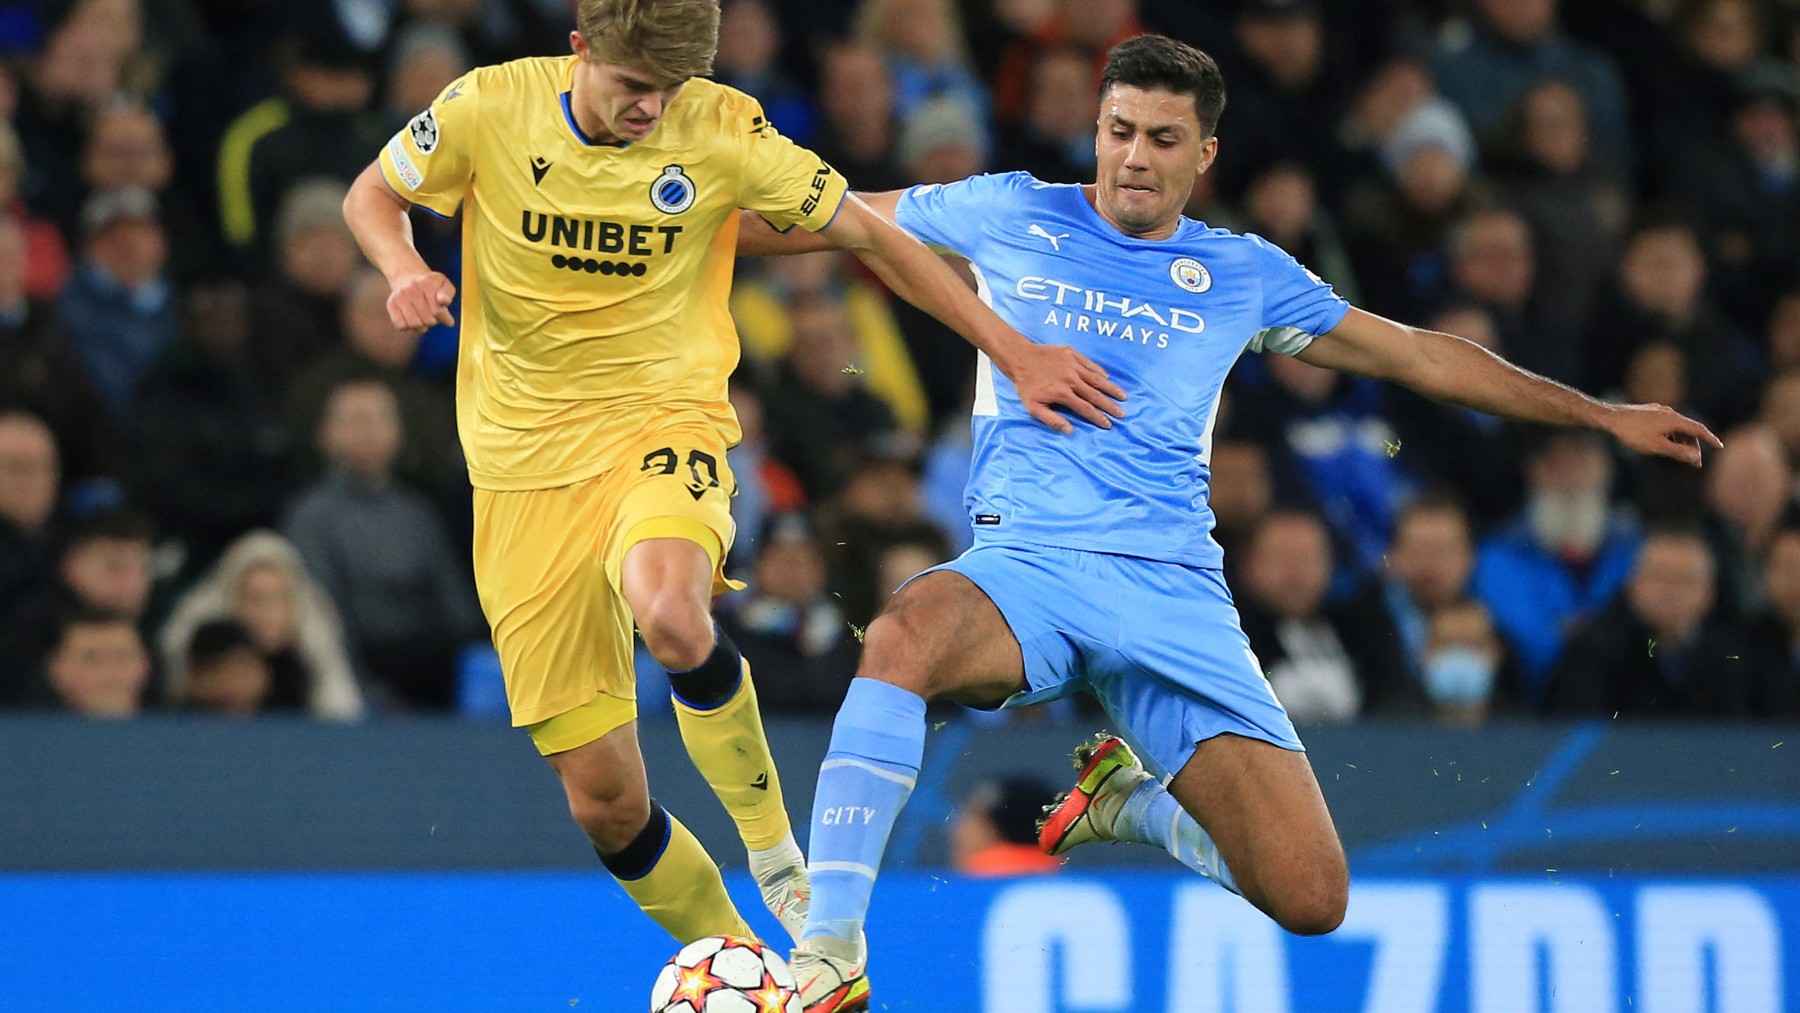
[341,0,1125,958]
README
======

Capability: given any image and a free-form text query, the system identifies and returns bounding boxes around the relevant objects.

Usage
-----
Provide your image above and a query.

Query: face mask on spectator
[1424,646,1496,706]
[1527,487,1607,555]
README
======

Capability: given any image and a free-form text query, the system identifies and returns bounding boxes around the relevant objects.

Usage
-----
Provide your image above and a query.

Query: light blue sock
[802,678,927,946]
[1115,779,1240,895]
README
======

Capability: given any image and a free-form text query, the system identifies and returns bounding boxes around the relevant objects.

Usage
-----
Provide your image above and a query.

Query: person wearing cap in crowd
[951,775,1064,877]
[55,185,175,424]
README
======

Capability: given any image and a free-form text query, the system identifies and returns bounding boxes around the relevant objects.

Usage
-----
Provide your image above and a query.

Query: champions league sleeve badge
[408,108,439,154]
[649,165,696,215]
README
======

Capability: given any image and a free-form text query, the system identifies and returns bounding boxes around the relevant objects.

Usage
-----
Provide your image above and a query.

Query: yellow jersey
[378,56,848,491]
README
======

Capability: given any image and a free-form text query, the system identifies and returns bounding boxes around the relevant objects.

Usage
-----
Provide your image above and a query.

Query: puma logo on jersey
[530,156,552,186]
[1028,224,1069,250]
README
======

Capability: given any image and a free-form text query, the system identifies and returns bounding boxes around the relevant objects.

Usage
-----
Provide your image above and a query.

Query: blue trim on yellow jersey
[414,204,454,220]
[560,92,629,148]
[818,188,847,232]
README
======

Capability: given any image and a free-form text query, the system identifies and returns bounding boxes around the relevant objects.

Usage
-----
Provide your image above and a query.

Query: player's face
[1092,84,1217,239]
[569,32,689,143]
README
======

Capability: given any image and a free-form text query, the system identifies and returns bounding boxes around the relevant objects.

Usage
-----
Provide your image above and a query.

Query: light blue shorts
[926,542,1303,778]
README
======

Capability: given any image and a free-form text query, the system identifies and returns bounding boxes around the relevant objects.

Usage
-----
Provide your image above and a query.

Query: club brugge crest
[649,165,696,214]
[1170,257,1211,294]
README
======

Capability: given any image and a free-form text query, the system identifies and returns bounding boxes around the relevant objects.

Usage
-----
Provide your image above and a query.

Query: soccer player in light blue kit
[740,34,1721,1012]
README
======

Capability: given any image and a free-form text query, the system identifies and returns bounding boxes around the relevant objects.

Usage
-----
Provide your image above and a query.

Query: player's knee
[857,610,937,697]
[567,787,651,854]
[637,597,714,672]
[1271,865,1349,936]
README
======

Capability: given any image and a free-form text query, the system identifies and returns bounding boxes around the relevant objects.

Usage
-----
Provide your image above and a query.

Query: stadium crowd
[2,0,1800,726]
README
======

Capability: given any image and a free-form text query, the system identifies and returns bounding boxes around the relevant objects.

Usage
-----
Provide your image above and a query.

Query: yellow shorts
[471,425,740,754]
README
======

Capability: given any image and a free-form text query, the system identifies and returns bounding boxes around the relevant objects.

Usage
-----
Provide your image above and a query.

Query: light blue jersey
[894,172,1351,568]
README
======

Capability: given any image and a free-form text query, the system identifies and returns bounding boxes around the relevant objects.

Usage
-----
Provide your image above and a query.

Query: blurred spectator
[1343,96,1484,320]
[0,410,58,626]
[872,538,947,606]
[1660,64,1800,313]
[1473,431,1642,697]
[732,250,930,434]
[1443,206,1581,384]
[215,29,385,265]
[1761,368,1800,467]
[1205,437,1274,577]
[1382,305,1526,529]
[1493,79,1627,352]
[250,179,361,385]
[1547,529,1753,716]
[287,269,460,495]
[283,378,483,709]
[761,292,900,499]
[1233,353,1415,578]
[181,618,271,715]
[1213,0,1358,203]
[1237,510,1416,724]
[1768,289,1800,372]
[0,120,69,299]
[1337,57,1434,178]
[383,23,470,131]
[159,530,364,719]
[1585,216,1762,430]
[854,0,990,131]
[993,0,1144,126]
[897,96,988,185]
[1240,162,1359,304]
[812,42,905,193]
[725,386,805,568]
[718,514,859,714]
[0,217,112,481]
[78,101,212,282]
[994,46,1097,184]
[1420,599,1510,726]
[1382,495,1477,671]
[822,450,949,627]
[714,0,812,142]
[1748,519,1800,716]
[57,186,176,424]
[0,508,154,703]
[1432,0,1632,171]
[13,0,155,231]
[1699,423,1792,621]
[40,607,150,717]
[131,278,290,572]
[950,775,1062,877]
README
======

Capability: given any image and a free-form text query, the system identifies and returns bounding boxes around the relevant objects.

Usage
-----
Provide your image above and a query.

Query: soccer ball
[648,935,802,1013]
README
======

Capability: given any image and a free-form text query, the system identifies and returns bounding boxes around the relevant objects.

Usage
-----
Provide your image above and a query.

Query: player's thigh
[858,569,1028,705]
[472,481,638,735]
[606,428,741,607]
[1167,733,1347,933]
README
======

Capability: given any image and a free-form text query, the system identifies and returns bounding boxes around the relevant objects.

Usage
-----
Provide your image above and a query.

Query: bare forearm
[849,215,1024,367]
[343,167,429,283]
[1404,328,1612,429]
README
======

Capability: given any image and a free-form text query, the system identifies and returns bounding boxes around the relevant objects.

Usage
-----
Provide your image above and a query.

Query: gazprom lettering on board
[1,872,1791,1012]
[973,876,1790,1013]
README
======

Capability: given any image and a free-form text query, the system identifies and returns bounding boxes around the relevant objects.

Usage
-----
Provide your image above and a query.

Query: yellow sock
[673,659,793,851]
[613,811,752,943]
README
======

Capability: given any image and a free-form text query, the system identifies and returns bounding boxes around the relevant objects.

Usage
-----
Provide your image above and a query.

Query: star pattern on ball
[747,973,792,1013]
[669,963,722,1009]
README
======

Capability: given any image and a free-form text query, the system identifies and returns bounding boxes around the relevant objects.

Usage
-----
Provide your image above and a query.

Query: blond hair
[577,0,720,81]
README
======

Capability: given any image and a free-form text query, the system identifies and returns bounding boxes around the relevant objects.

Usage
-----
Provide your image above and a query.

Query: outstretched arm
[1299,307,1723,466]
[736,191,905,257]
